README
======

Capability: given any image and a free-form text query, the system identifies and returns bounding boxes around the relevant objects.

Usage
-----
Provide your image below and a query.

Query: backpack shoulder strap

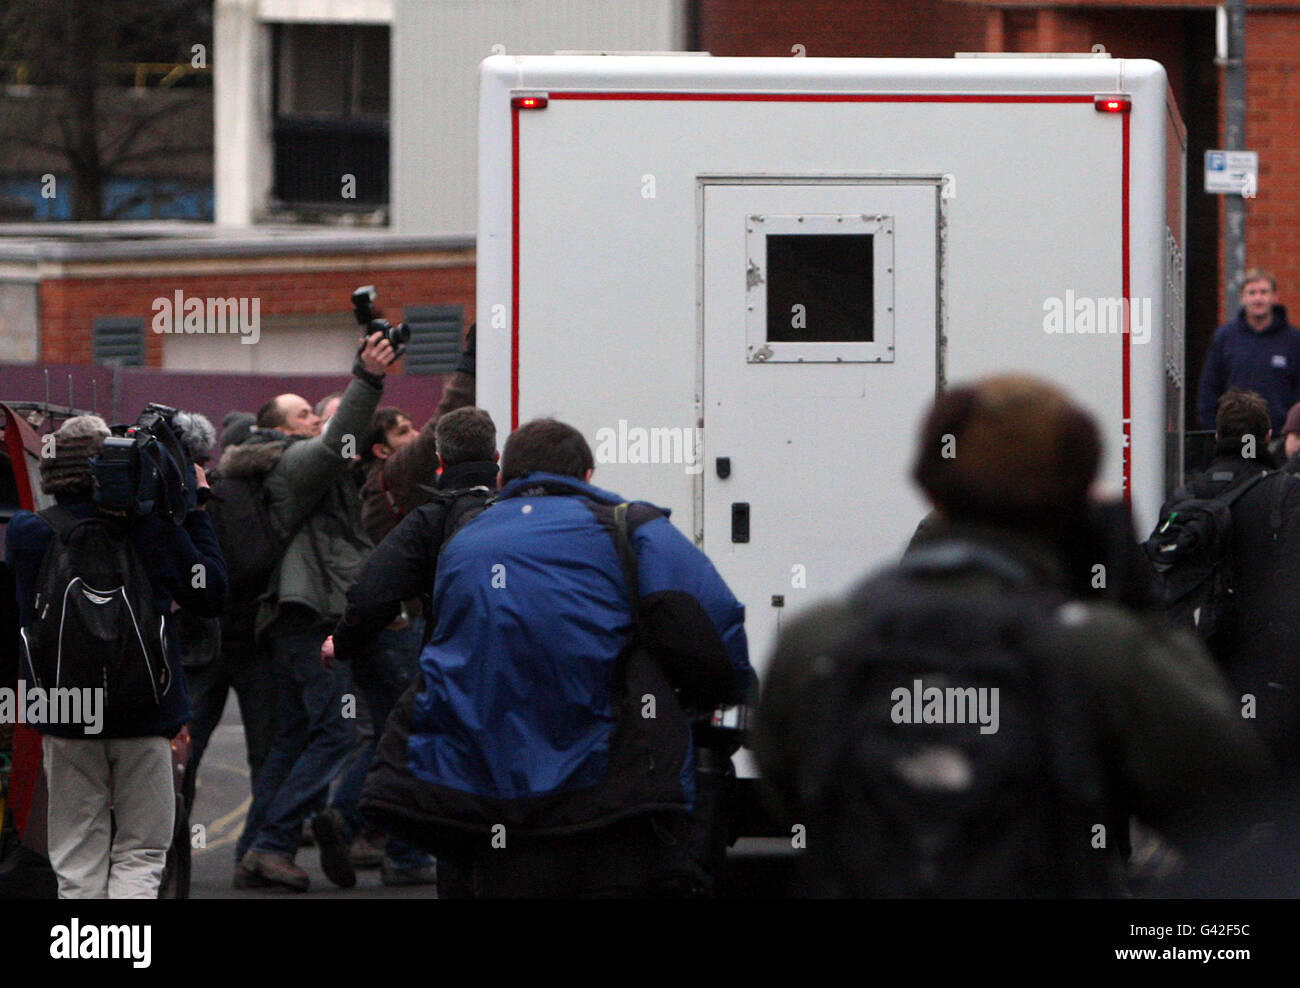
[36,504,82,541]
[1217,468,1270,509]
[437,486,492,546]
[378,468,404,521]
[612,501,662,639]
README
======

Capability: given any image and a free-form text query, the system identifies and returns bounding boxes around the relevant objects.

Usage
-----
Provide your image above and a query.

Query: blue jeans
[330,618,432,871]
[236,627,357,860]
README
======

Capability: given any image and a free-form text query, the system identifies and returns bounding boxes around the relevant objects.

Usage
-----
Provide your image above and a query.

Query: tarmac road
[188,693,794,899]
[187,695,434,899]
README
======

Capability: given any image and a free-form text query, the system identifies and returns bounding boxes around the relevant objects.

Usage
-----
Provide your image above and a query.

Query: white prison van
[475,54,1186,717]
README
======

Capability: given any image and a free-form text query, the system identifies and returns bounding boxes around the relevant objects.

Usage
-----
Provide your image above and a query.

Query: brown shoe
[240,850,310,892]
[233,862,271,890]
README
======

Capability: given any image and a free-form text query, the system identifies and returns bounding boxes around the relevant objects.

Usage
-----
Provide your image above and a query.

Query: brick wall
[1239,12,1300,319]
[695,0,987,58]
[37,262,474,366]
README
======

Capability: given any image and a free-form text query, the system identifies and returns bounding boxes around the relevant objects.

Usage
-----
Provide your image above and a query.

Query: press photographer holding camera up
[230,325,397,892]
[6,411,228,898]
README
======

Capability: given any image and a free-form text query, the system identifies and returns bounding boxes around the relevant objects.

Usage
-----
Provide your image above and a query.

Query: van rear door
[700,178,942,671]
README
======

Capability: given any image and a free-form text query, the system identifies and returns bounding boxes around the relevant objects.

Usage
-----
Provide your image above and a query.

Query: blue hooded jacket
[1196,305,1300,432]
[371,472,753,838]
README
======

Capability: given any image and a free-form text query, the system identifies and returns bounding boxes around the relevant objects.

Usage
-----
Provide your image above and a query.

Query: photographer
[233,331,396,892]
[359,322,477,543]
[177,410,279,818]
[5,415,227,898]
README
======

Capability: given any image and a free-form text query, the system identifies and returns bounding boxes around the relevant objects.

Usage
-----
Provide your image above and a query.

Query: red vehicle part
[1,402,46,847]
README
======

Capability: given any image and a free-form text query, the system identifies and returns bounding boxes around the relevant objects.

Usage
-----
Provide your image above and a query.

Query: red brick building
[0,227,472,375]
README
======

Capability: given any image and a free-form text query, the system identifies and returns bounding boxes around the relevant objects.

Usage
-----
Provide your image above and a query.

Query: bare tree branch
[109,143,214,167]
[101,97,193,166]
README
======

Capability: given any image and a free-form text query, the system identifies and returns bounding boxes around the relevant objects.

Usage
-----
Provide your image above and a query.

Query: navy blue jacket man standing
[1197,269,1300,434]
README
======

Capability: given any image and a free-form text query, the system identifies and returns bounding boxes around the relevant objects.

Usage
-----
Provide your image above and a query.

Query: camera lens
[388,323,411,347]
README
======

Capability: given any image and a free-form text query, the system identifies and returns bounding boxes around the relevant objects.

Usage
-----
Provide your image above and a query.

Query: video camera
[351,285,410,359]
[91,403,197,524]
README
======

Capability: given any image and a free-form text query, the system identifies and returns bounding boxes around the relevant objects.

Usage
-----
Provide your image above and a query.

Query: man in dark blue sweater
[1197,268,1300,434]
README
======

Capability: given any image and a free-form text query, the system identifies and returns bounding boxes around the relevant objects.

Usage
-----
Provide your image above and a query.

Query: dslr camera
[351,285,410,359]
[91,402,197,524]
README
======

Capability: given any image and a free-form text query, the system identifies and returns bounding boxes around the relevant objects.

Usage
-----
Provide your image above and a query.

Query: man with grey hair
[173,410,217,468]
[6,415,227,898]
[322,408,499,888]
[432,406,496,467]
[173,408,278,819]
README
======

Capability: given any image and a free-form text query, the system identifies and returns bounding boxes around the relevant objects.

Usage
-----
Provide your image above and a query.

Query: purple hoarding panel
[0,364,449,452]
[0,365,114,415]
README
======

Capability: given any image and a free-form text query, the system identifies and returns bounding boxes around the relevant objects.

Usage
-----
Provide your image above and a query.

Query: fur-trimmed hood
[217,430,291,479]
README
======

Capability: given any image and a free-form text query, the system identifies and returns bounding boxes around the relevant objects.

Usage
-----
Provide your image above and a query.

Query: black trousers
[182,631,277,811]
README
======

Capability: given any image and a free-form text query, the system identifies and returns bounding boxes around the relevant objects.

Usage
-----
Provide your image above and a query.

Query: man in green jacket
[235,331,395,891]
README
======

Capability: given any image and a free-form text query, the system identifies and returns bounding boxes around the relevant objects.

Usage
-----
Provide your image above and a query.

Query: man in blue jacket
[361,417,755,897]
[6,415,227,898]
[1197,268,1300,434]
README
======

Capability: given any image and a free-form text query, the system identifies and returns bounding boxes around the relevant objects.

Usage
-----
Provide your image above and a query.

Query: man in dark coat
[325,407,500,886]
[1175,388,1300,772]
[756,376,1271,897]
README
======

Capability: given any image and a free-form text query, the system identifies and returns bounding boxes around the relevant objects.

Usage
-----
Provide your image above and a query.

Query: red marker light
[1094,97,1131,113]
[512,95,549,110]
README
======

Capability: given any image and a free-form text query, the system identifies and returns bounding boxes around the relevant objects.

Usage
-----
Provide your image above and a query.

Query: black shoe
[310,809,357,889]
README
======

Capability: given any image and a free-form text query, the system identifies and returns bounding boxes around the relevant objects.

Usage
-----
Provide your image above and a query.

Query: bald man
[233,332,395,892]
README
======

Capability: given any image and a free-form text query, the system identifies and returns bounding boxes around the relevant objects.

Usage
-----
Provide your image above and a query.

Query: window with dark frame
[271,23,390,208]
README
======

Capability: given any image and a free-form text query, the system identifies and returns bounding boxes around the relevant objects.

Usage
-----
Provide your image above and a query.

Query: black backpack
[413,485,492,636]
[794,540,1119,898]
[206,470,288,636]
[207,471,281,592]
[21,506,171,717]
[1143,468,1271,638]
[431,485,492,544]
